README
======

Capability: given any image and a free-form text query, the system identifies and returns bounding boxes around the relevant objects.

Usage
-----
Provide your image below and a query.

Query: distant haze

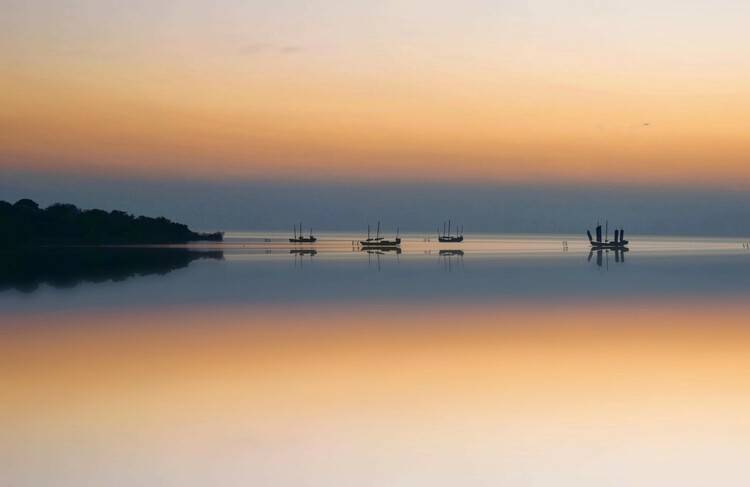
[3,170,749,237]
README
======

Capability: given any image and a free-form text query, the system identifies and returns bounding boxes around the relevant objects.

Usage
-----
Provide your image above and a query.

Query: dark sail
[587,223,628,249]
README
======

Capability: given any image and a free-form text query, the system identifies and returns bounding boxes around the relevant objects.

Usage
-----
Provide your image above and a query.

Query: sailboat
[360,221,401,248]
[289,222,317,243]
[437,219,464,243]
[586,220,629,249]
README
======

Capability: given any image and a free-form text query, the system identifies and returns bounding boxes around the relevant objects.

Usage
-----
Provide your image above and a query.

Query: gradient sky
[3,0,750,188]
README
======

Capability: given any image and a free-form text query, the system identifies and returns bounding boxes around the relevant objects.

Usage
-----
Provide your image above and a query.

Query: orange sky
[2,1,750,187]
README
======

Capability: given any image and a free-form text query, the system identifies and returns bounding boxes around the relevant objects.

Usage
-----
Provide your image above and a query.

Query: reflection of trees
[0,248,223,292]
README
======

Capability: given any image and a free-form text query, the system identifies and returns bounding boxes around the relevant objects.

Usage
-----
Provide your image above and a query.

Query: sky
[2,1,750,232]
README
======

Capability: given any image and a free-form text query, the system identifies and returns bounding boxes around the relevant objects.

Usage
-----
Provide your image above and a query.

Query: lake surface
[3,233,750,486]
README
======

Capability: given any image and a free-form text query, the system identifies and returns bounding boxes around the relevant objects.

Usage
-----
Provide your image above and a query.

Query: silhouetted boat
[587,221,629,249]
[289,222,317,243]
[360,221,401,247]
[438,235,464,243]
[438,219,464,243]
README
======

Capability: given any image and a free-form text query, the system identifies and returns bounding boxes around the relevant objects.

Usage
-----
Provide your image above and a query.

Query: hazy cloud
[239,43,303,55]
[279,45,303,54]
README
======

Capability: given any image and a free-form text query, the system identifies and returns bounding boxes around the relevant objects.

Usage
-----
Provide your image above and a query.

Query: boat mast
[605,220,609,243]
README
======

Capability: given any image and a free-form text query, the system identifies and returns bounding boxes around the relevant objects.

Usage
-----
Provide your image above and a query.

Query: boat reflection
[289,248,317,256]
[363,246,401,272]
[439,249,465,272]
[439,249,464,257]
[361,247,402,255]
[588,247,629,268]
[290,248,316,269]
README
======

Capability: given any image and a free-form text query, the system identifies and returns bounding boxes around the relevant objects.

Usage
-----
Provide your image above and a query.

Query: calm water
[3,233,750,486]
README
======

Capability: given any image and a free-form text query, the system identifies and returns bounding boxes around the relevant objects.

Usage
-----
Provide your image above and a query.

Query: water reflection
[439,249,465,272]
[289,249,317,256]
[290,248,316,269]
[438,249,464,257]
[2,238,750,312]
[588,248,629,268]
[0,248,223,292]
[5,302,750,486]
[4,237,750,486]
[362,247,402,255]
[364,247,401,272]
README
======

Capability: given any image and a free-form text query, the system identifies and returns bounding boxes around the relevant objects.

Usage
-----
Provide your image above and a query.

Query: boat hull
[590,242,629,249]
[289,237,317,243]
[438,236,464,243]
[360,240,400,247]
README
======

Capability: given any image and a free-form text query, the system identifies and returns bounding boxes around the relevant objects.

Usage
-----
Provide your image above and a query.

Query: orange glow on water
[4,301,750,484]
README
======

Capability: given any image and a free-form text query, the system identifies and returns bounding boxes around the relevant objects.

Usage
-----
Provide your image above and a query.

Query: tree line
[0,199,222,247]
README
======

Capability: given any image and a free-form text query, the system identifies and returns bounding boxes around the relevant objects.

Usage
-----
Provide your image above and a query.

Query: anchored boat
[360,221,401,248]
[437,219,464,243]
[587,221,629,249]
[289,222,317,243]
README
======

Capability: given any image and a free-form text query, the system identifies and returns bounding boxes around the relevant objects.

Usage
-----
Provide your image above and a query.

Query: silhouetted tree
[0,199,222,247]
